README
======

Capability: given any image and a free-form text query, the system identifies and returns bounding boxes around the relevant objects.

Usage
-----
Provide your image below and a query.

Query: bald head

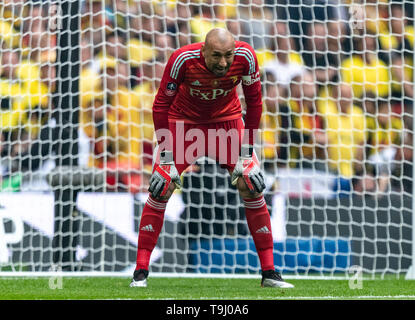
[205,28,235,47]
[202,28,235,76]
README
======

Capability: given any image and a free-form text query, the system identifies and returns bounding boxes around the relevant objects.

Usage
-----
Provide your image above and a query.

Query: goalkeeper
[130,28,293,289]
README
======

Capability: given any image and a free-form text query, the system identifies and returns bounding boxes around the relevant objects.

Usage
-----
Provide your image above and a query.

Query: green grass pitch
[1,276,415,300]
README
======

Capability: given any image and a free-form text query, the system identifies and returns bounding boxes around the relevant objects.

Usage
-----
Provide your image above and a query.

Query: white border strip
[194,295,415,300]
[0,272,350,280]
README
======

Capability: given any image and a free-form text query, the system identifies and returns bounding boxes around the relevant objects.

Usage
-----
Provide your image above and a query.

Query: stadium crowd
[0,0,413,197]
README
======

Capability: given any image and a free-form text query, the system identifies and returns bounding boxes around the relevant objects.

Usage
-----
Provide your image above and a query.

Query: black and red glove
[148,150,181,198]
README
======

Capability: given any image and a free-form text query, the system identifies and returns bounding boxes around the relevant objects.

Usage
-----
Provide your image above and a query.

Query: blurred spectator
[87,57,144,193]
[392,130,413,195]
[164,0,193,48]
[377,1,414,114]
[21,3,56,64]
[364,98,404,195]
[128,31,171,86]
[0,0,23,49]
[96,31,151,89]
[378,1,414,61]
[0,0,24,25]
[262,21,304,98]
[1,1,57,192]
[302,21,340,85]
[130,59,165,176]
[238,0,274,50]
[104,33,128,61]
[0,50,22,133]
[79,91,106,167]
[286,70,327,170]
[161,0,238,60]
[189,0,229,43]
[317,83,366,195]
[128,1,162,44]
[78,1,162,193]
[327,18,351,63]
[11,108,56,174]
[0,132,8,190]
[1,102,57,193]
[260,72,285,170]
[24,61,55,139]
[81,0,113,54]
[362,91,378,117]
[1,48,49,140]
[277,0,346,55]
[363,0,390,37]
[126,4,159,85]
[340,29,390,102]
[153,33,175,63]
[106,0,139,35]
[260,20,304,170]
[79,36,101,99]
[18,3,54,137]
[80,59,117,165]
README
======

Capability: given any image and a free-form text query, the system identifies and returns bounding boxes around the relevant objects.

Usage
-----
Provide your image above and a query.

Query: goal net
[0,0,414,278]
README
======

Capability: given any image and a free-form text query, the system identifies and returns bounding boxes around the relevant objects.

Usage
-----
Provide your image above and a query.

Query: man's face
[364,34,376,52]
[310,23,327,51]
[275,22,290,52]
[377,104,390,126]
[1,51,19,78]
[202,40,235,77]
[302,73,316,99]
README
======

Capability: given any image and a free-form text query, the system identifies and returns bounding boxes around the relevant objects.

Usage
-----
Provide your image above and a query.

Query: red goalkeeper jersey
[152,41,263,145]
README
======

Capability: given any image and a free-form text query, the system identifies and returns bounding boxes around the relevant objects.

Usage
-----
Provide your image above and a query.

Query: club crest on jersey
[229,76,238,83]
[165,82,177,96]
[211,79,220,87]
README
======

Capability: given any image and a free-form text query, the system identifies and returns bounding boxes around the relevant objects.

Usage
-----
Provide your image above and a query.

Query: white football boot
[261,270,295,288]
[130,269,149,288]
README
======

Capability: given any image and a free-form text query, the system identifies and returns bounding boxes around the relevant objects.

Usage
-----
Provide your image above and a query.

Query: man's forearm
[242,78,263,145]
[152,107,173,152]
[243,103,262,145]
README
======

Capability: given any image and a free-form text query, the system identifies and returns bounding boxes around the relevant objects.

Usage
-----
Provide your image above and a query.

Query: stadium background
[0,0,414,277]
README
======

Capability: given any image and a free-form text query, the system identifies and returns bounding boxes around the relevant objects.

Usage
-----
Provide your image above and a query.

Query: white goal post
[0,0,414,279]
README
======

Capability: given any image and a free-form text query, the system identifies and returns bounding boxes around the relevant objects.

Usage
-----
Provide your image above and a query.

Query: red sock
[243,196,275,272]
[135,196,167,270]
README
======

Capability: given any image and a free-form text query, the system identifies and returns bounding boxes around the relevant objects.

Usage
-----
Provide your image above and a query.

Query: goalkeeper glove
[148,150,181,198]
[231,144,266,193]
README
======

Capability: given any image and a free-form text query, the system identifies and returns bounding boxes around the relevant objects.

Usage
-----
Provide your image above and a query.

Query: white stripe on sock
[147,197,167,210]
[244,198,265,209]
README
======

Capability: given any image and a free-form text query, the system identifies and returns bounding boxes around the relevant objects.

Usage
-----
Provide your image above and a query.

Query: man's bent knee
[235,177,262,199]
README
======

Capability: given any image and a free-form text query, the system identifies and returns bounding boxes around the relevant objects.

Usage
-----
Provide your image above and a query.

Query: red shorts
[154,118,245,175]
